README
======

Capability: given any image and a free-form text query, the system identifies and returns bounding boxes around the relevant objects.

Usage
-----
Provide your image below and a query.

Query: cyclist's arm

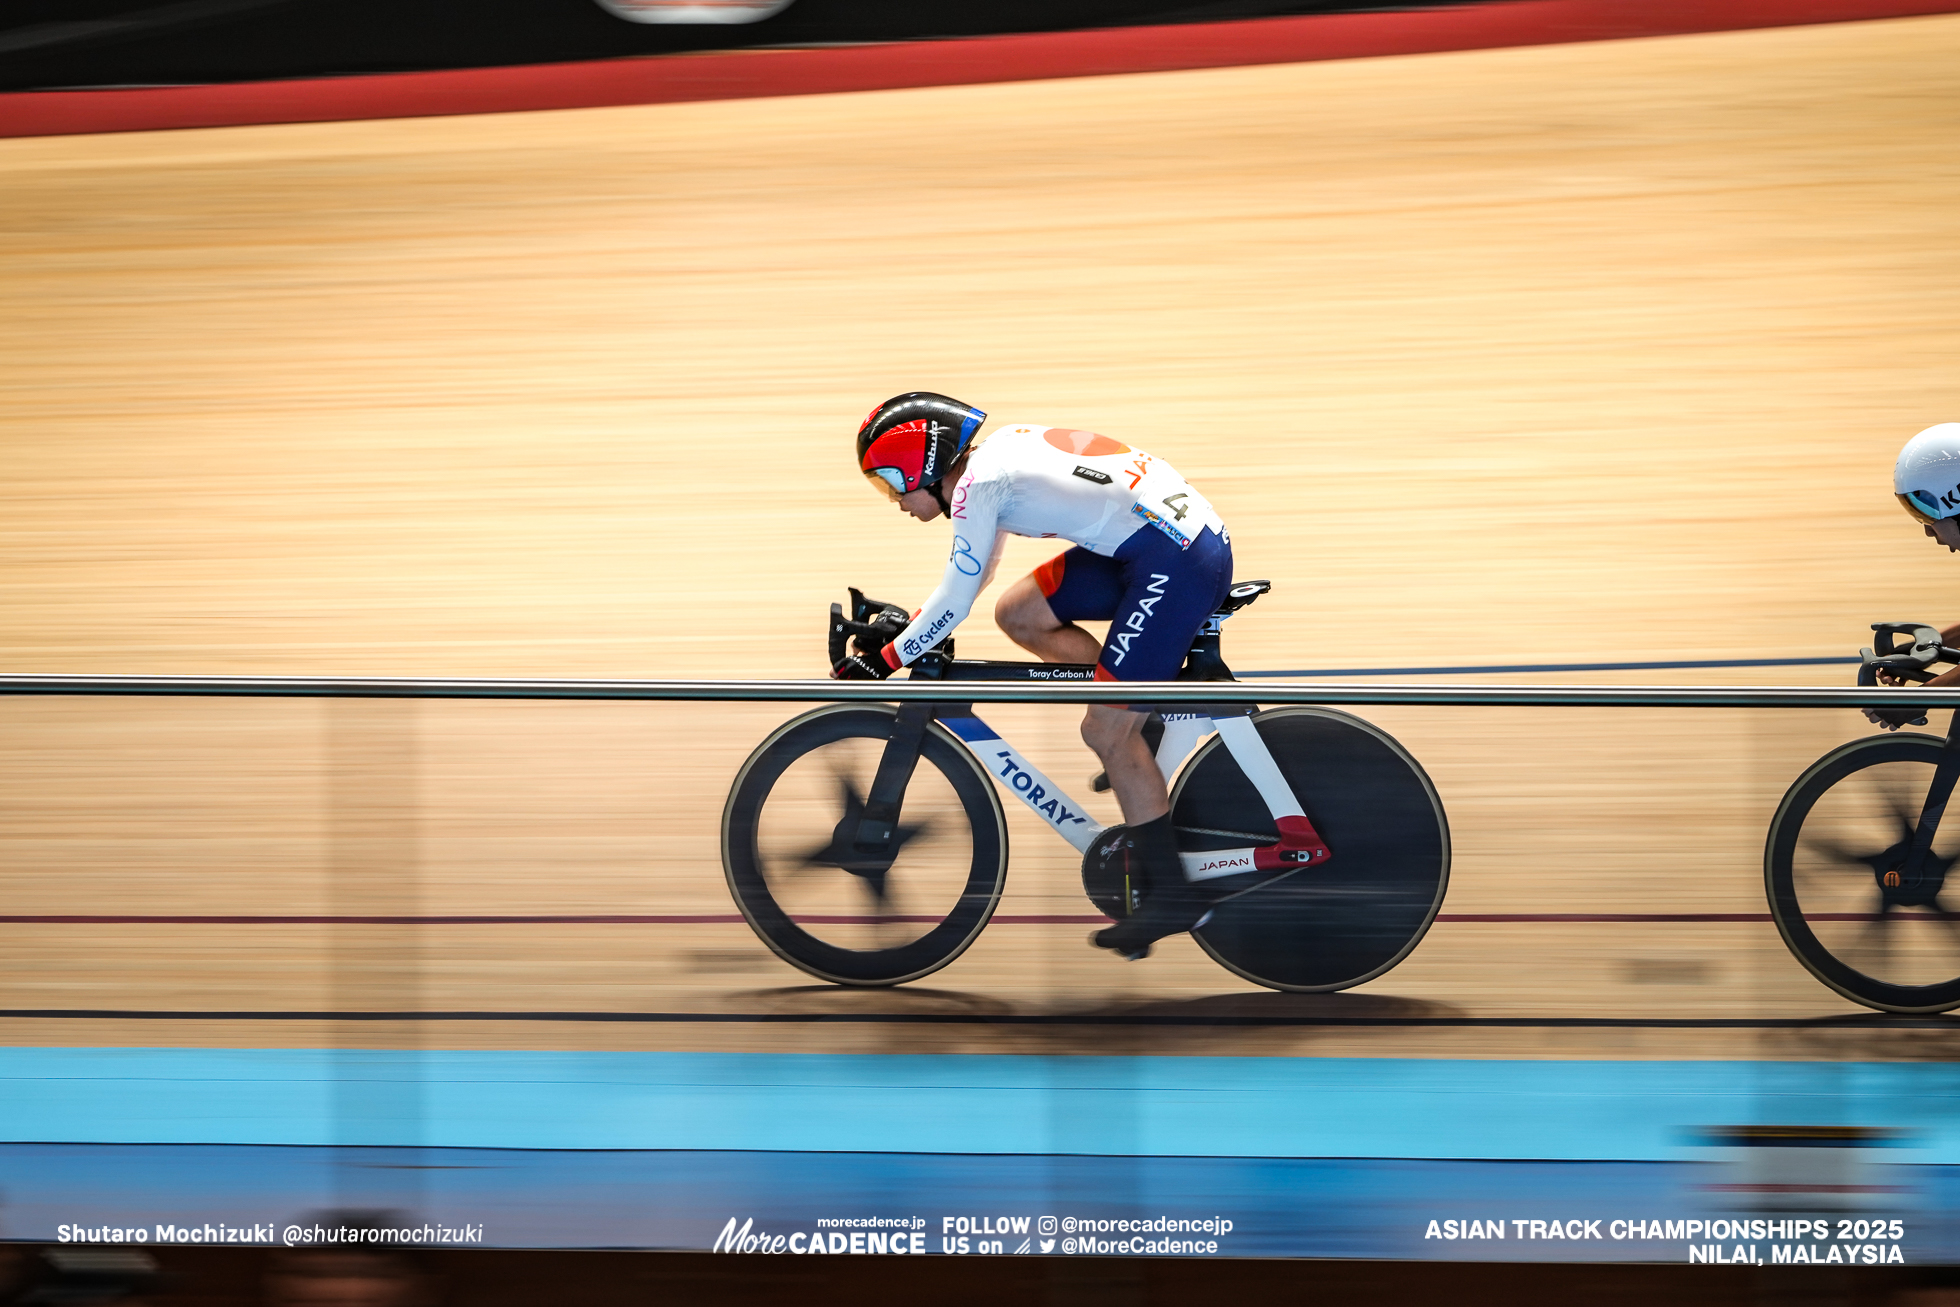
[879,481,1003,669]
[976,531,1007,591]
[1865,622,1960,727]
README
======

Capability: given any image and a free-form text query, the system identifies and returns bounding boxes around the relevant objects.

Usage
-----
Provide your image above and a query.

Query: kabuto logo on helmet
[856,393,987,499]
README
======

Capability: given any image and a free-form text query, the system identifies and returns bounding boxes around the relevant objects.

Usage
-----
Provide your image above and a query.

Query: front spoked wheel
[1170,706,1450,992]
[1766,733,1960,1013]
[722,704,1009,986]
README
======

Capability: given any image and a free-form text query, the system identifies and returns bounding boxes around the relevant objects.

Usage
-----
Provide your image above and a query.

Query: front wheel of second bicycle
[722,703,1009,986]
[1170,706,1450,991]
[1766,732,1960,1013]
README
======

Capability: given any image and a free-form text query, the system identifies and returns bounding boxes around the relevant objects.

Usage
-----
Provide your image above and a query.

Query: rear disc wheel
[1171,706,1449,991]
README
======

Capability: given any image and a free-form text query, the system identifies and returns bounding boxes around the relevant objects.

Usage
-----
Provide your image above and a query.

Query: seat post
[1182,579,1270,681]
[1181,614,1233,682]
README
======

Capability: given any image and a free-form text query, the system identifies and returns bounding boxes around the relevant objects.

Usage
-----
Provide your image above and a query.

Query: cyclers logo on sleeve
[902,608,958,658]
[1105,574,1170,668]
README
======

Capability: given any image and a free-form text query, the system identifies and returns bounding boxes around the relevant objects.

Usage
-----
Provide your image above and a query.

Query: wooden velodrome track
[2,13,1958,1064]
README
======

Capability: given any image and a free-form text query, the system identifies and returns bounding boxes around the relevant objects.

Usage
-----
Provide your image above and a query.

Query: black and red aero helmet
[856,392,987,500]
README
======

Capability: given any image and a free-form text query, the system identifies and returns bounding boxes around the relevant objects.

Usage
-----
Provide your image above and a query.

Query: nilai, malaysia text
[1425,1218,1906,1264]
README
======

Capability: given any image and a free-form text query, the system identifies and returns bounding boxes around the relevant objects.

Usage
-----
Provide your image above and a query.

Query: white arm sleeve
[888,477,1003,667]
[977,531,1007,591]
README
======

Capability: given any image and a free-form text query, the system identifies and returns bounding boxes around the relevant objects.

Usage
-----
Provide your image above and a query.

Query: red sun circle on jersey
[1043,429,1131,457]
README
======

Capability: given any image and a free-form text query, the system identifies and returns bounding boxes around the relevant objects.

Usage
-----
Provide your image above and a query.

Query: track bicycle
[1766,622,1960,1013]
[721,583,1450,988]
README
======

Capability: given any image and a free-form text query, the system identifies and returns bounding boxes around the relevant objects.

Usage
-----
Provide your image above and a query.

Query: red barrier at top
[0,0,1954,139]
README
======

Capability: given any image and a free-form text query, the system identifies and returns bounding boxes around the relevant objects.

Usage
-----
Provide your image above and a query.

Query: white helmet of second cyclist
[1894,423,1960,524]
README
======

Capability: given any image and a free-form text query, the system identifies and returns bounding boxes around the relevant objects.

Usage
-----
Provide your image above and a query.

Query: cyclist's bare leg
[994,576,1099,663]
[997,579,1207,959]
[996,577,1169,824]
[1080,707,1169,824]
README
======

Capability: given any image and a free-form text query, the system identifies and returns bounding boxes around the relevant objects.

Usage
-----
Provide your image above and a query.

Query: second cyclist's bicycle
[1766,622,1960,1012]
[722,584,1450,989]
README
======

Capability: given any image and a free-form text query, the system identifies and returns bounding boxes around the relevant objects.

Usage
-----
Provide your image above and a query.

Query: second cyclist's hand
[1864,703,1929,731]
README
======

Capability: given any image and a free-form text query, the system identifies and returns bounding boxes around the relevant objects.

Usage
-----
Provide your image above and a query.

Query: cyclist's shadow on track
[722,985,1464,1053]
[1053,991,1468,1054]
[729,985,1020,1018]
[729,985,1455,1019]
[1771,1012,1960,1064]
[1068,991,1463,1023]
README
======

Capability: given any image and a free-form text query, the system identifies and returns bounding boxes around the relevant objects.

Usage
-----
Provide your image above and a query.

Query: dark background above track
[0,0,1461,92]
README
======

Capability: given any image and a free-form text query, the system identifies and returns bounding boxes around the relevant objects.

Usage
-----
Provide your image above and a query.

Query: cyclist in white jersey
[837,391,1240,957]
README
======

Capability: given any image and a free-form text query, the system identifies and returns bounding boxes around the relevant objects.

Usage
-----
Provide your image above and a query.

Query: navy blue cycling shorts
[1032,525,1233,689]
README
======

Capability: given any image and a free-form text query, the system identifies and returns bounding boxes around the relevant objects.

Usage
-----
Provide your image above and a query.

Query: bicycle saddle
[1216,580,1272,615]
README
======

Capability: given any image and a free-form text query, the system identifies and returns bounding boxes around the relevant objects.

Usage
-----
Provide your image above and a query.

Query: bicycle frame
[825,581,1325,881]
[1858,625,1960,892]
[1895,710,1960,895]
[933,702,1315,883]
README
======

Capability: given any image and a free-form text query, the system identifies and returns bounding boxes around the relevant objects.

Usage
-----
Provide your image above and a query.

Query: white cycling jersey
[887,424,1225,667]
